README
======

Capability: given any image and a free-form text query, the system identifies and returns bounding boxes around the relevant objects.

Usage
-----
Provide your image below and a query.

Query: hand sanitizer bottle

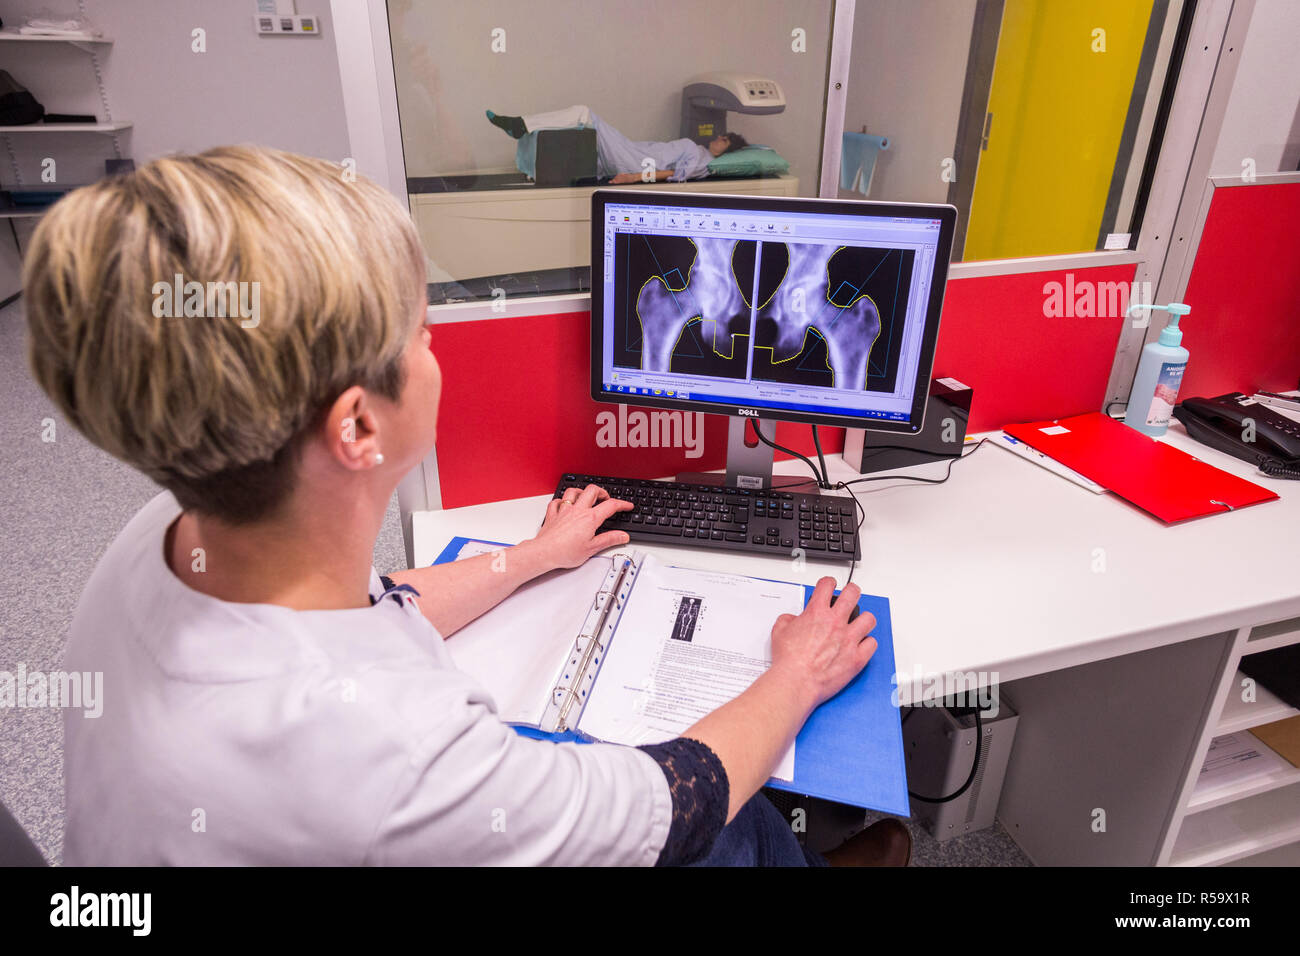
[1124,302,1191,437]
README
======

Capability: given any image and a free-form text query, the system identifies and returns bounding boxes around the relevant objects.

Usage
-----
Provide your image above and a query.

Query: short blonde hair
[25,145,426,521]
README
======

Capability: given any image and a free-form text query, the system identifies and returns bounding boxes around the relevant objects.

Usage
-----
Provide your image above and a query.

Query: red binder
[1003,412,1279,523]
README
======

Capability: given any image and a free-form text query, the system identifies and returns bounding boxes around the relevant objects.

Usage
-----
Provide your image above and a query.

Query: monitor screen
[590,191,956,433]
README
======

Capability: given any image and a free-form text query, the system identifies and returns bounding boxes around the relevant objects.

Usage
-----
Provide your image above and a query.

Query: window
[386,0,834,302]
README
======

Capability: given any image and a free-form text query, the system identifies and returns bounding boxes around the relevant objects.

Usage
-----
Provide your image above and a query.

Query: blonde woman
[26,146,907,866]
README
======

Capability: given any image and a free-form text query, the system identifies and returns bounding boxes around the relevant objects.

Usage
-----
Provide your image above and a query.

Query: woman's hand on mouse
[768,576,878,711]
[528,484,634,570]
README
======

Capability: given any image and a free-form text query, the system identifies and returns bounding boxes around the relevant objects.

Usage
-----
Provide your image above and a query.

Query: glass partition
[387,0,1192,302]
[839,0,1189,261]
[386,0,834,302]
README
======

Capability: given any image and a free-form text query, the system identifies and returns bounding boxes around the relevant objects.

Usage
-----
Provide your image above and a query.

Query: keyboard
[551,473,861,562]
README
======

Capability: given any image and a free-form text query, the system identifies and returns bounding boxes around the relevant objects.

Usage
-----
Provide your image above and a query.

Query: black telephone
[1173,392,1300,479]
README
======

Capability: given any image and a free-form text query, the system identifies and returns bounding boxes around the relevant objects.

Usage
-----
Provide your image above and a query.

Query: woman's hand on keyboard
[530,483,634,570]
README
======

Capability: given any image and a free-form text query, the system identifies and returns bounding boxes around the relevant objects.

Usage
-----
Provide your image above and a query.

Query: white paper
[445,553,615,725]
[578,554,804,781]
[1197,732,1288,789]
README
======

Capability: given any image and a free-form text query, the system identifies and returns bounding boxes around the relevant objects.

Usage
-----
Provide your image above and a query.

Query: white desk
[412,421,1300,866]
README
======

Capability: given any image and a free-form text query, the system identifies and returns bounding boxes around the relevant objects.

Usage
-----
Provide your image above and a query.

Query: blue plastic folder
[433,536,909,815]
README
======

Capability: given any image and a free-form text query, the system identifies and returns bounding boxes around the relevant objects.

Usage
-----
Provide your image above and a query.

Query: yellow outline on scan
[673,316,748,361]
[632,237,748,368]
[755,244,883,388]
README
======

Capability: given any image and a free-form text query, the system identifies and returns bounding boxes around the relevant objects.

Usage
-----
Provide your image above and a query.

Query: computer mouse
[830,592,861,624]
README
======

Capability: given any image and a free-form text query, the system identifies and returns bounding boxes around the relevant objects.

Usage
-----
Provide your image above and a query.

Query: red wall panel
[1177,182,1300,400]
[933,264,1135,433]
[429,312,839,508]
[428,180,1300,511]
[430,263,1137,508]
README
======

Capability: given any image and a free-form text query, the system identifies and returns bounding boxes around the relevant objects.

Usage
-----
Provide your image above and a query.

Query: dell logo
[737,408,760,417]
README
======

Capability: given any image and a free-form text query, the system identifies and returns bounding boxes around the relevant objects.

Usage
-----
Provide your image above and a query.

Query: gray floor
[0,299,1028,866]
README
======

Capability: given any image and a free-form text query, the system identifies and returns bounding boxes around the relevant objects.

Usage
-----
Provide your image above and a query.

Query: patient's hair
[722,132,749,153]
[24,145,427,524]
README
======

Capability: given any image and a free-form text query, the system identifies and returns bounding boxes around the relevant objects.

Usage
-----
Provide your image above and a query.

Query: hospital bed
[409,169,800,290]
[412,72,800,295]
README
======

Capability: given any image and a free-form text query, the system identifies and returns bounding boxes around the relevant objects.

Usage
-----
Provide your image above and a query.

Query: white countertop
[413,420,1300,704]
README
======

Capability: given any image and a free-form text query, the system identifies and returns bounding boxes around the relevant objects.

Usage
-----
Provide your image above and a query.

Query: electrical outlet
[254,14,321,35]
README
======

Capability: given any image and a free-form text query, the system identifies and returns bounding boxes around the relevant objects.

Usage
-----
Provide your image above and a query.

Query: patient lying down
[487,104,746,184]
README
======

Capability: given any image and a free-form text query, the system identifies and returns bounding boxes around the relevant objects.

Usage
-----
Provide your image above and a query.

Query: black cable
[760,431,989,580]
[748,419,826,488]
[858,442,966,459]
[810,425,830,487]
[908,708,983,804]
[1104,401,1127,418]
[1260,458,1300,480]
[835,477,866,586]
[839,437,989,490]
[829,441,990,584]
[768,477,820,491]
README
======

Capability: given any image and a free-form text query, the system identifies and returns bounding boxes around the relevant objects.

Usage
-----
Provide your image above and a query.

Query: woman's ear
[322,385,383,471]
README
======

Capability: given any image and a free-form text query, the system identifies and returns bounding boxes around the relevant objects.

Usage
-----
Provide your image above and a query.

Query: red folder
[1003,412,1279,523]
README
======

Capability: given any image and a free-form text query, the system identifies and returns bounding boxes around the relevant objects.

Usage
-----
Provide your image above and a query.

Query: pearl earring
[373,453,385,466]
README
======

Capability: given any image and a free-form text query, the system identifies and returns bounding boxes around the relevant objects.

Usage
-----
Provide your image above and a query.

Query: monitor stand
[676,416,822,495]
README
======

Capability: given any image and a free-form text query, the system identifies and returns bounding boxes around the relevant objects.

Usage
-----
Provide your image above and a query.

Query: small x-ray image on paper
[670,596,703,643]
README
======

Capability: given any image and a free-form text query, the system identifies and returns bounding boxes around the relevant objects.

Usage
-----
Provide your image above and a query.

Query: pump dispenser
[1124,302,1191,437]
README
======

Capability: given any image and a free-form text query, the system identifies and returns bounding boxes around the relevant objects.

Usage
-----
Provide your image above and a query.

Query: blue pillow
[707,145,790,177]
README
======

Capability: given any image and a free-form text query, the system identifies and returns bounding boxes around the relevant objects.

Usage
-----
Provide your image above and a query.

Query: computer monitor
[590,191,957,437]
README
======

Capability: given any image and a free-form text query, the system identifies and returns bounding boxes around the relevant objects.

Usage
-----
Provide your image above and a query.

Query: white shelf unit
[0,122,131,134]
[1187,734,1300,814]
[0,30,111,54]
[0,30,124,235]
[1217,674,1300,735]
[1171,782,1300,867]
[1161,615,1300,867]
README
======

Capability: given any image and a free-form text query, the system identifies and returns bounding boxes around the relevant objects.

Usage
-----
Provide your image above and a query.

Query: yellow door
[963,0,1154,261]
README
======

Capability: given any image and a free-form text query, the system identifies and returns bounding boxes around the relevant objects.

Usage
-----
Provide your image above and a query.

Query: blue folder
[433,535,909,816]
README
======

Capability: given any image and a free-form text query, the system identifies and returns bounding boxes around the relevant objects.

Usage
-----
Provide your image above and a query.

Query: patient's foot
[823,818,912,867]
[486,110,526,139]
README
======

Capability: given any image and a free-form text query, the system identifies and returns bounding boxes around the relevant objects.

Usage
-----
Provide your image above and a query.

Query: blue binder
[433,536,909,816]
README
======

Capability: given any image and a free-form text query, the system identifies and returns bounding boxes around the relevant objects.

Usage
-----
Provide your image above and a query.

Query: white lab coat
[62,493,672,865]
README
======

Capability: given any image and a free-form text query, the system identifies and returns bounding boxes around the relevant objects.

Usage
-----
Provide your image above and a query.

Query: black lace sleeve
[637,737,729,866]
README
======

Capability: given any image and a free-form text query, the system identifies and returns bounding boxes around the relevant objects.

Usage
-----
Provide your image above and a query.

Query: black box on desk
[534,128,597,186]
[843,378,973,474]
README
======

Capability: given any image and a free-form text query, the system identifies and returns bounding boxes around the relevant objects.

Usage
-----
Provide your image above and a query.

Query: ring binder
[545,553,637,733]
[437,536,910,814]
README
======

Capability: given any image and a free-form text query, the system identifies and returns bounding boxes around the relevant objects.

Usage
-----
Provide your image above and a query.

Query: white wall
[838,0,975,204]
[387,0,833,193]
[0,0,350,298]
[1209,0,1300,177]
